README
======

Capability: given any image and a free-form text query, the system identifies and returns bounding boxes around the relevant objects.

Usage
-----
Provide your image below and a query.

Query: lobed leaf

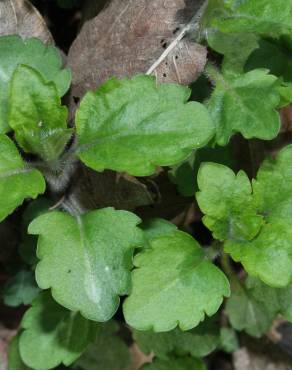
[206,67,281,146]
[123,231,230,332]
[9,65,72,162]
[8,336,31,370]
[29,207,144,322]
[0,134,45,222]
[0,35,70,133]
[197,145,292,287]
[19,292,92,370]
[75,75,214,176]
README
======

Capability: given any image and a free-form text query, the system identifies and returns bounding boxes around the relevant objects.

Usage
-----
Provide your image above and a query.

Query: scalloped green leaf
[140,218,177,243]
[75,75,214,176]
[133,318,219,360]
[0,135,45,222]
[29,208,144,322]
[9,65,72,162]
[197,145,292,287]
[206,67,281,146]
[3,270,40,307]
[0,35,71,133]
[141,357,206,370]
[75,321,130,370]
[19,292,92,370]
[213,0,292,40]
[123,231,230,332]
[196,163,263,241]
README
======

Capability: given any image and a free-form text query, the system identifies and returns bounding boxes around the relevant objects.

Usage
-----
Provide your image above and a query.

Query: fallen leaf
[0,0,53,43]
[68,0,207,100]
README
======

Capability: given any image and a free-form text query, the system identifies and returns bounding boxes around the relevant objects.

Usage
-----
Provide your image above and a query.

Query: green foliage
[9,65,72,162]
[29,208,144,322]
[0,134,45,222]
[123,231,230,331]
[75,321,130,370]
[206,66,281,146]
[75,75,214,176]
[0,35,70,133]
[19,292,92,369]
[133,318,219,359]
[3,270,40,307]
[197,145,292,287]
[3,4,292,367]
[141,357,206,370]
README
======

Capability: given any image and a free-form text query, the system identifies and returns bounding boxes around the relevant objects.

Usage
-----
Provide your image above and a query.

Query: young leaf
[75,75,214,176]
[141,357,206,370]
[0,134,45,222]
[29,208,144,322]
[0,35,71,133]
[75,321,130,370]
[3,270,40,307]
[19,292,92,370]
[9,65,72,162]
[196,163,263,241]
[213,0,292,40]
[197,145,292,287]
[206,67,281,146]
[123,231,230,332]
[133,318,219,360]
[8,335,31,370]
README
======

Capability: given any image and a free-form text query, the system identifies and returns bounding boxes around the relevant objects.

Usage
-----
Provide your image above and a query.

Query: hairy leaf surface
[0,135,45,222]
[206,68,280,145]
[123,231,230,331]
[76,75,214,176]
[0,35,70,132]
[9,65,72,162]
[29,208,144,322]
[19,292,91,370]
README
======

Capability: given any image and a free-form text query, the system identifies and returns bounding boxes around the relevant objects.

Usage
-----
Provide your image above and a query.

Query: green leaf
[123,231,230,332]
[245,39,292,82]
[0,135,45,222]
[133,318,219,359]
[3,270,40,307]
[219,328,239,353]
[141,357,206,370]
[140,218,177,242]
[19,292,92,370]
[76,75,214,176]
[75,321,130,370]
[206,66,281,146]
[29,207,144,322]
[169,145,236,197]
[196,163,263,241]
[197,145,292,287]
[8,336,31,370]
[226,277,279,337]
[213,0,292,40]
[206,30,259,76]
[9,65,72,162]
[0,35,71,133]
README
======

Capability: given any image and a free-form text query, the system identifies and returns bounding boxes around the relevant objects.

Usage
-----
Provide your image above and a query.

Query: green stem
[221,252,242,289]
